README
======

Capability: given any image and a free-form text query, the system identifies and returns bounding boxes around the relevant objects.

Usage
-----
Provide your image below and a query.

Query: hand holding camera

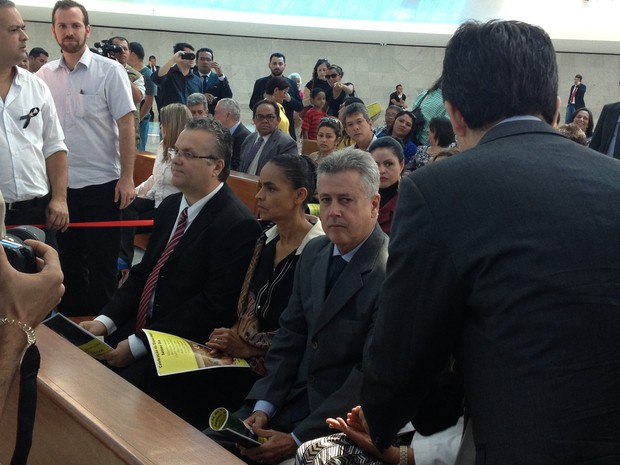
[0,233,64,329]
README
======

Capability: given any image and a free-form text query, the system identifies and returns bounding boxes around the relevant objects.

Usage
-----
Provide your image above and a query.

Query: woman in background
[303,58,331,107]
[408,116,455,171]
[570,107,594,145]
[308,117,343,165]
[369,137,404,235]
[325,65,355,117]
[384,110,417,166]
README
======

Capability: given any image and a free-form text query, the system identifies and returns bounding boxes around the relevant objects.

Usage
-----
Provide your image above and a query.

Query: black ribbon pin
[20,107,40,129]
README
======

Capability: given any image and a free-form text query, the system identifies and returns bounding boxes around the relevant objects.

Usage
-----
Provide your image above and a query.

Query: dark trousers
[57,180,120,317]
[119,197,155,266]
[565,104,577,123]
[4,193,57,250]
[118,352,260,430]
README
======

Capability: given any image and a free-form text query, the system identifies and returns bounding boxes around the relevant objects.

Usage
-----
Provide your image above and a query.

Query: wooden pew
[301,139,319,155]
[228,170,260,214]
[132,151,157,251]
[0,326,245,465]
[134,150,156,186]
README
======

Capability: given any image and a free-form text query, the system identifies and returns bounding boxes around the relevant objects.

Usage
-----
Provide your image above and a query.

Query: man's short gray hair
[342,102,370,123]
[184,117,232,181]
[217,98,241,121]
[187,92,207,109]
[317,148,379,198]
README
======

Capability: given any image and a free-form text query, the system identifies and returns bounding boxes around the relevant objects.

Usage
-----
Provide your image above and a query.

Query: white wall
[23,19,620,126]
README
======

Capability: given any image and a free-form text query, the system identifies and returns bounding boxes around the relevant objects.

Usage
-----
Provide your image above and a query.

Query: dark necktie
[135,207,188,331]
[326,255,347,295]
[202,75,208,93]
[613,122,620,159]
[244,136,264,172]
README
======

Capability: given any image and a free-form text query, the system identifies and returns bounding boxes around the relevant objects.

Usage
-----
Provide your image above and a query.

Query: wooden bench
[132,151,157,251]
[228,170,260,214]
[134,150,157,186]
[301,139,319,155]
[0,326,245,465]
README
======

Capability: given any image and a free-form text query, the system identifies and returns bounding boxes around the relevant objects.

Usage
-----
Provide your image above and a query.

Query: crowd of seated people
[124,153,324,429]
[10,4,620,464]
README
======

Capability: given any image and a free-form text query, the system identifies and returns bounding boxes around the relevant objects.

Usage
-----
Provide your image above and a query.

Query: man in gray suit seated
[215,148,388,464]
[238,99,298,175]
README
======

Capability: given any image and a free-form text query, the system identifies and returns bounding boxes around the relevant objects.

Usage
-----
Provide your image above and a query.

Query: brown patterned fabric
[236,233,273,375]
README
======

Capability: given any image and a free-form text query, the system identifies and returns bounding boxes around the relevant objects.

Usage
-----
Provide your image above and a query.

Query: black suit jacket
[102,186,261,346]
[362,120,620,463]
[247,224,388,443]
[193,69,233,114]
[590,101,620,157]
[568,83,586,108]
[249,75,303,140]
[231,122,252,171]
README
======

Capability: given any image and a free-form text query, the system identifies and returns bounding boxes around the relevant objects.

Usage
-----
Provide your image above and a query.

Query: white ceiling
[17,0,620,54]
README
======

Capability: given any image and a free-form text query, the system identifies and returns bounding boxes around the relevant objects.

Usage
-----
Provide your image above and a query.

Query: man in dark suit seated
[214,98,251,171]
[81,118,262,380]
[362,20,620,463]
[208,148,388,464]
[238,100,298,175]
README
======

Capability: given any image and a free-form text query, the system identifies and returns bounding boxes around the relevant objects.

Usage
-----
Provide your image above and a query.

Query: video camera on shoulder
[94,39,123,59]
[1,225,45,273]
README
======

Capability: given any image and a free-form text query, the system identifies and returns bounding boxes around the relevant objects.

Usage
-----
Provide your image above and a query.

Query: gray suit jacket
[238,129,298,174]
[247,224,388,443]
[362,120,620,463]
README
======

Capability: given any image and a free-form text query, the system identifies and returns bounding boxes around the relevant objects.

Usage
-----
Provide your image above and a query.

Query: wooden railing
[0,326,245,465]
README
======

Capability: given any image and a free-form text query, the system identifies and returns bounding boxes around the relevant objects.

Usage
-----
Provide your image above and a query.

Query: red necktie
[135,207,188,331]
[570,86,577,105]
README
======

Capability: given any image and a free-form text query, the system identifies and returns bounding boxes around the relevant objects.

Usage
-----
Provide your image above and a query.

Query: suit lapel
[148,194,182,261]
[165,185,228,263]
[240,134,261,171]
[311,225,383,336]
[257,131,278,168]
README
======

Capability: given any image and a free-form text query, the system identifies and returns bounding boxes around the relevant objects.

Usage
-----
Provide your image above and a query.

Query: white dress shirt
[37,47,136,188]
[0,67,66,203]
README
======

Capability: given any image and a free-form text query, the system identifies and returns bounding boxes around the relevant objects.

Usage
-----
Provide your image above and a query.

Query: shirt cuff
[291,432,302,446]
[128,334,148,359]
[218,74,226,81]
[253,400,277,419]
[95,315,117,336]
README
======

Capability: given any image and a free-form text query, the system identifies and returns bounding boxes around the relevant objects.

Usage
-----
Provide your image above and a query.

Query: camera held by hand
[1,225,45,273]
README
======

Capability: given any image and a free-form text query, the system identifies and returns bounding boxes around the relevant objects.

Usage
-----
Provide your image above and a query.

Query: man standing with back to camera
[38,0,136,316]
[362,20,620,464]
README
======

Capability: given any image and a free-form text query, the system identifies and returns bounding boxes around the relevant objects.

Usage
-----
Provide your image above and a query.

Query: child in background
[302,88,327,140]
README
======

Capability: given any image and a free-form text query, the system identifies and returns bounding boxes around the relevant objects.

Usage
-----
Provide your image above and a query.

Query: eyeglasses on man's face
[168,148,218,161]
[254,114,277,121]
[326,73,339,79]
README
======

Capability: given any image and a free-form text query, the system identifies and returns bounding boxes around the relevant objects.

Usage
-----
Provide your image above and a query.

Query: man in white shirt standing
[38,0,136,317]
[0,0,68,248]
